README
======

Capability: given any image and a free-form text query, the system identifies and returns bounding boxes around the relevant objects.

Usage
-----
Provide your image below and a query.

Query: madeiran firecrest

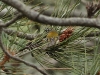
[46,30,58,39]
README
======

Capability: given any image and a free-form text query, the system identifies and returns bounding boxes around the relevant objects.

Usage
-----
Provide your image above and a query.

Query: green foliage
[0,0,100,75]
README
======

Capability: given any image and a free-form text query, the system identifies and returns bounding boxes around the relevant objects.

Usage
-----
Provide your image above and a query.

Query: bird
[46,30,59,46]
[46,30,58,39]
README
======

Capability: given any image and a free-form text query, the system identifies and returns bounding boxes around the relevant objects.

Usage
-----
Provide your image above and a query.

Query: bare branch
[3,28,35,40]
[42,68,72,70]
[1,0,100,29]
[0,28,48,75]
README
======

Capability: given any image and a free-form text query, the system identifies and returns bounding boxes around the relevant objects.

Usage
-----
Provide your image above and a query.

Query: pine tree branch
[1,0,100,29]
[0,28,48,75]
[3,28,35,40]
[3,28,100,40]
[0,5,86,17]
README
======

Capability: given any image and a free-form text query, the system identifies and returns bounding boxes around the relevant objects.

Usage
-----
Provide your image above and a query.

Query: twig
[1,0,100,29]
[0,28,48,75]
[43,68,72,70]
[28,67,72,70]
[3,28,35,40]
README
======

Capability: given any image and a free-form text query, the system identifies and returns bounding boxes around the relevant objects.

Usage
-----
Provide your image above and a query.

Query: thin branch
[3,28,35,40]
[0,29,48,75]
[0,13,22,27]
[41,68,72,70]
[1,0,100,29]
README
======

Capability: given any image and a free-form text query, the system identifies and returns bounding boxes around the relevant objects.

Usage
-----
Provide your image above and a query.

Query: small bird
[46,30,58,39]
[46,30,58,46]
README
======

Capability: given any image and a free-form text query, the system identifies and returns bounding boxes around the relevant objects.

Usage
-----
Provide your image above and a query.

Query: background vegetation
[0,0,100,75]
